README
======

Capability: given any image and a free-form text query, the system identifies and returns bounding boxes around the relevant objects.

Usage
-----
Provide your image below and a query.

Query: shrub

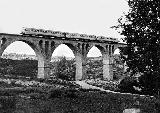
[86,59,103,79]
[138,72,160,96]
[118,76,140,94]
[48,88,65,99]
[101,81,119,91]
[50,57,76,81]
[63,88,79,98]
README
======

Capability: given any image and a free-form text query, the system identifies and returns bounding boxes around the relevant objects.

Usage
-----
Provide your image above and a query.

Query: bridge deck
[0,33,126,45]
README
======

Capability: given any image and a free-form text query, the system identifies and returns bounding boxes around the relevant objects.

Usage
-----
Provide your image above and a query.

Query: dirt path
[75,80,116,93]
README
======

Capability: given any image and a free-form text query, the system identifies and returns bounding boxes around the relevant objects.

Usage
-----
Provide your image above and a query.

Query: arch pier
[0,33,126,81]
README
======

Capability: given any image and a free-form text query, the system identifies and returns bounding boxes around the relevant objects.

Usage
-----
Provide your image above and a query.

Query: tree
[86,59,103,79]
[112,55,125,80]
[52,57,76,81]
[114,0,160,96]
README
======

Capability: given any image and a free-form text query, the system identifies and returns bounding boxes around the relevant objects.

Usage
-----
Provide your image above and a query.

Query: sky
[0,0,129,57]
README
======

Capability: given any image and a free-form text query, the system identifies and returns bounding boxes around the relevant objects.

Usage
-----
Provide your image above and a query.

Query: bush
[118,76,140,94]
[138,72,160,96]
[50,57,76,81]
[101,82,119,91]
[48,88,66,99]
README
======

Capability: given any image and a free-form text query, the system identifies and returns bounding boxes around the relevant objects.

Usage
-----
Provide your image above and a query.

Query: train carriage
[21,28,64,37]
[21,27,119,42]
[87,35,97,40]
[66,33,80,39]
[79,34,88,39]
[96,36,119,42]
[51,31,65,37]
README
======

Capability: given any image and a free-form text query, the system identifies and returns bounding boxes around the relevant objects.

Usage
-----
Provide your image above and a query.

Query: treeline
[0,58,37,79]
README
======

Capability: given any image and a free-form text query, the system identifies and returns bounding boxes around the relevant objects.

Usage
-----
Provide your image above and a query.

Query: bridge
[0,32,126,80]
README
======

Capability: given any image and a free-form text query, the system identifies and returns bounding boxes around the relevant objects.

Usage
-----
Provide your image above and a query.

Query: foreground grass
[0,88,158,113]
[0,78,159,113]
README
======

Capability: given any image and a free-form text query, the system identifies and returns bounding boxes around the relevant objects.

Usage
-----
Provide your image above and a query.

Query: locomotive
[21,27,119,42]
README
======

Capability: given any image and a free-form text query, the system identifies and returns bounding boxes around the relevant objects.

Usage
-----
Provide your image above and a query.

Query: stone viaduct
[0,33,126,81]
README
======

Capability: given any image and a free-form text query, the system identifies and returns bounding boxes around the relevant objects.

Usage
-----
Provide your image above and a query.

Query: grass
[0,77,158,113]
[12,88,159,113]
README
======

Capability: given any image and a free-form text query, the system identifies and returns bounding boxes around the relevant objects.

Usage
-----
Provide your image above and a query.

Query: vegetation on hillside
[0,55,124,81]
[0,58,37,79]
[0,56,127,94]
[50,56,125,81]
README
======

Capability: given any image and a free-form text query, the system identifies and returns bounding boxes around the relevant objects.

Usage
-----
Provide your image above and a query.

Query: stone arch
[0,38,52,78]
[50,43,76,80]
[0,38,41,57]
[95,45,106,54]
[52,43,76,57]
[113,47,121,55]
[114,47,127,56]
[64,43,76,55]
[87,46,102,57]
[86,45,105,79]
[87,44,105,56]
[113,44,127,54]
[0,39,46,78]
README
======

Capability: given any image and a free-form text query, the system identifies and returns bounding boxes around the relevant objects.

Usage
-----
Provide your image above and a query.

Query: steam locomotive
[21,27,119,42]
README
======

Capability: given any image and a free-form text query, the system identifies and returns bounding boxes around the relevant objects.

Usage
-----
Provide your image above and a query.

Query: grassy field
[0,89,158,113]
[0,78,158,113]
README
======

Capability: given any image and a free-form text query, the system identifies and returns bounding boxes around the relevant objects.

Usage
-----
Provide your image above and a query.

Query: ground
[0,78,158,113]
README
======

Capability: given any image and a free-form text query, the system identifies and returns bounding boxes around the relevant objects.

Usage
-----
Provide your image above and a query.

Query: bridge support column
[82,55,87,80]
[75,51,87,81]
[37,57,50,79]
[102,53,113,80]
[75,52,83,81]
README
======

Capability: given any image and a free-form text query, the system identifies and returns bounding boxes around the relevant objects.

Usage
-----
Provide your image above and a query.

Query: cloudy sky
[0,0,129,57]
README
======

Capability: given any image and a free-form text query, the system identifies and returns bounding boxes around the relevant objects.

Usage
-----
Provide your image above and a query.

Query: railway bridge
[0,33,126,80]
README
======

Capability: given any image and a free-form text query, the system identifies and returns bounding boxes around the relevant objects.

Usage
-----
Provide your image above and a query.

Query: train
[20,27,119,42]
